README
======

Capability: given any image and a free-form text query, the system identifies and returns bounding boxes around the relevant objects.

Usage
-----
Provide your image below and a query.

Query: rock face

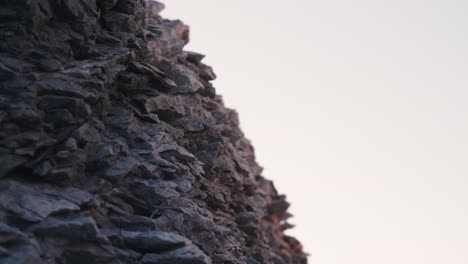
[0,0,307,263]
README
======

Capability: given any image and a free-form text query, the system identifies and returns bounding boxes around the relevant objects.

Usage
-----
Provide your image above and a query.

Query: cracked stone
[0,181,83,222]
[29,216,99,241]
[121,230,189,253]
[173,66,204,94]
[110,214,155,231]
[36,78,97,103]
[130,179,179,205]
[103,157,138,180]
[141,244,212,264]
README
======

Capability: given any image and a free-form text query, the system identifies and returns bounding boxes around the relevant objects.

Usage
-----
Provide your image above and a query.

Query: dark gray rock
[175,178,193,193]
[185,51,205,65]
[179,117,205,132]
[110,214,155,231]
[8,108,42,128]
[0,153,26,178]
[0,241,46,264]
[103,157,138,180]
[95,145,117,160]
[0,222,27,243]
[0,181,86,222]
[199,64,217,81]
[73,122,102,143]
[59,245,119,264]
[121,230,189,252]
[130,179,179,205]
[0,57,35,73]
[141,244,212,264]
[29,216,99,241]
[0,8,16,21]
[173,65,204,94]
[44,109,76,125]
[0,0,307,263]
[30,54,63,72]
[38,96,91,118]
[129,62,176,88]
[0,63,14,81]
[36,78,97,103]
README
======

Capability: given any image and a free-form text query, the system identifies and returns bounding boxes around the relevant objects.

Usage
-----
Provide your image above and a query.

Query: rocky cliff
[0,0,307,263]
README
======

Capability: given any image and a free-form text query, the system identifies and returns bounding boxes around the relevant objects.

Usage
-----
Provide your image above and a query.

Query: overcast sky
[162,1,468,263]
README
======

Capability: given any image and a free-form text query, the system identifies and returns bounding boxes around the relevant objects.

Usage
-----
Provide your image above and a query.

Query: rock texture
[0,0,307,263]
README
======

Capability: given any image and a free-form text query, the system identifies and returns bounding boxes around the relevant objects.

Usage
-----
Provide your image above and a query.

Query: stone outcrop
[0,0,307,263]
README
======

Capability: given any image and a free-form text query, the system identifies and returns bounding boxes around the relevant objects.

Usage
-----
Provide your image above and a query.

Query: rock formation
[0,0,307,263]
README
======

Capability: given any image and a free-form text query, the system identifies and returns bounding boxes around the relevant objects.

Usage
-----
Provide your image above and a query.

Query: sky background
[162,1,468,263]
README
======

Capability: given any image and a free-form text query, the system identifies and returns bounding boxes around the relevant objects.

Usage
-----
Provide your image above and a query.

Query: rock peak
[0,0,307,263]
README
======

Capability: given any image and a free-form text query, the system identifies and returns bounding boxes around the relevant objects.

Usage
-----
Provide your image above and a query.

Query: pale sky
[162,1,468,263]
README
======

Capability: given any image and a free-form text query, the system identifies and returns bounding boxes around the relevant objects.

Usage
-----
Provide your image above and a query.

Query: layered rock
[0,0,307,263]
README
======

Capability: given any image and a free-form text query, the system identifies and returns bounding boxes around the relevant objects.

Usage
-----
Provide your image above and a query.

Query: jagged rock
[38,96,91,119]
[59,244,119,264]
[174,178,193,193]
[103,156,138,180]
[186,51,206,65]
[95,145,117,160]
[110,214,155,231]
[0,223,27,245]
[199,64,217,81]
[0,153,26,178]
[0,181,90,222]
[129,62,176,88]
[121,230,189,252]
[0,241,46,264]
[178,117,205,132]
[173,65,204,94]
[29,216,99,241]
[0,0,307,263]
[0,57,35,73]
[35,78,97,103]
[130,179,180,204]
[141,244,212,264]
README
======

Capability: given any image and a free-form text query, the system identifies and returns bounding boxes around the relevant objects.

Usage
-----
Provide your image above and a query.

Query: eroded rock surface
[0,0,307,263]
